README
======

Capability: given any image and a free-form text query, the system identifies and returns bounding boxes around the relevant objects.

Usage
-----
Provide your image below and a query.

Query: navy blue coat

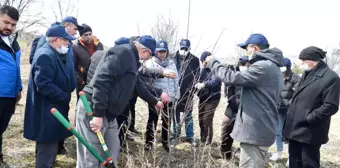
[24,43,76,142]
[197,68,221,102]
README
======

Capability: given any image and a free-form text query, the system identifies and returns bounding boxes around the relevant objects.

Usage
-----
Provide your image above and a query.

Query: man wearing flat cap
[24,25,77,167]
[73,23,104,99]
[283,46,340,168]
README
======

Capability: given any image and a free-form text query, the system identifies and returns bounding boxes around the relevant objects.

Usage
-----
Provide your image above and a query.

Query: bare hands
[154,101,164,111]
[16,92,22,103]
[90,117,103,133]
[160,92,170,104]
[163,69,176,79]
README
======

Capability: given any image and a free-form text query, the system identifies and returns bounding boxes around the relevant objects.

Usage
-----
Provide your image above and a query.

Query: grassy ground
[2,52,340,168]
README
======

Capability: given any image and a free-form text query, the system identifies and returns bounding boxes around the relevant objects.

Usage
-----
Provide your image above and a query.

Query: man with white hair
[76,35,164,167]
[24,24,77,167]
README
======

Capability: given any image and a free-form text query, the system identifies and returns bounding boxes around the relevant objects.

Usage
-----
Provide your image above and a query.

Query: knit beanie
[299,46,326,61]
[79,24,92,36]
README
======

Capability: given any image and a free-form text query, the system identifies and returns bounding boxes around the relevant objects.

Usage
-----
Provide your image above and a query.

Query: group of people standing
[0,5,339,168]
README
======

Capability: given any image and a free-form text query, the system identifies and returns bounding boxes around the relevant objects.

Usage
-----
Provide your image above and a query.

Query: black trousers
[220,118,235,158]
[289,139,321,168]
[198,99,219,144]
[145,103,173,145]
[35,141,59,168]
[128,94,138,131]
[117,106,130,147]
[0,97,16,155]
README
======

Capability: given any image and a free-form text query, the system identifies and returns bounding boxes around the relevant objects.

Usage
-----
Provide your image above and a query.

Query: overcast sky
[41,0,340,63]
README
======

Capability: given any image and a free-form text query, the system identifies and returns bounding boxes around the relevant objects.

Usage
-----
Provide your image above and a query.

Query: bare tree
[51,0,79,22]
[292,63,304,74]
[0,0,46,33]
[150,14,179,54]
[325,45,340,74]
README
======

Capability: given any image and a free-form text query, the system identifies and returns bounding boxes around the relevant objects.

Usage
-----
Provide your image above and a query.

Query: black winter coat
[283,61,340,144]
[280,69,301,111]
[73,37,104,90]
[172,52,200,112]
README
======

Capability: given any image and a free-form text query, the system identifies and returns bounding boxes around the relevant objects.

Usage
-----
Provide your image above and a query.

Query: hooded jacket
[208,48,284,146]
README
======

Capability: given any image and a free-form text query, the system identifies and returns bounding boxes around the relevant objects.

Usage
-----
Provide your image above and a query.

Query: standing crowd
[0,5,340,168]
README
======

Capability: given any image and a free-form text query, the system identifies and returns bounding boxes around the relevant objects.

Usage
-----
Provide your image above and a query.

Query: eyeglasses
[58,37,68,42]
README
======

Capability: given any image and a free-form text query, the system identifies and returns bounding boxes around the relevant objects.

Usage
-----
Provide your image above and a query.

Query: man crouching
[76,36,156,167]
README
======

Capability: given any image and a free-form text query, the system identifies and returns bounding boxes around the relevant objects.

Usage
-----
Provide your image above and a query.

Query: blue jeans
[275,110,286,152]
[173,109,194,140]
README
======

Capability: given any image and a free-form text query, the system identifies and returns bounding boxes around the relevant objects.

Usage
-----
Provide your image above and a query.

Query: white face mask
[301,63,311,71]
[57,45,69,55]
[179,48,190,57]
[280,67,287,72]
[239,66,248,72]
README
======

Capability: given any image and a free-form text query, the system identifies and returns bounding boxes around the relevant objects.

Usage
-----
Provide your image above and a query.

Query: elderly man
[205,34,284,168]
[24,25,76,168]
[31,17,82,154]
[73,23,104,99]
[283,46,340,168]
[76,35,163,167]
[0,6,21,166]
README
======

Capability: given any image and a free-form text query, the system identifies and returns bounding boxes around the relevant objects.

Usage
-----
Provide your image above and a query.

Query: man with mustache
[0,6,21,166]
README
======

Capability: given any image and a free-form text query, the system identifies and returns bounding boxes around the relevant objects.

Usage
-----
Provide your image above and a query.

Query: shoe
[200,138,206,144]
[269,152,283,161]
[57,146,67,155]
[170,135,179,142]
[144,143,153,152]
[129,128,141,135]
[185,138,194,144]
[222,151,232,160]
[162,143,170,153]
[125,133,135,141]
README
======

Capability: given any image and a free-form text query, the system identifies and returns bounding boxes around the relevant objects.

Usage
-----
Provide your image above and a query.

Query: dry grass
[2,52,340,168]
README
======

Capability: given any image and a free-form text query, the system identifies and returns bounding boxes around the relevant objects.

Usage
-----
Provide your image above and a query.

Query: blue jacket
[0,36,22,98]
[24,43,76,142]
[197,68,221,102]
